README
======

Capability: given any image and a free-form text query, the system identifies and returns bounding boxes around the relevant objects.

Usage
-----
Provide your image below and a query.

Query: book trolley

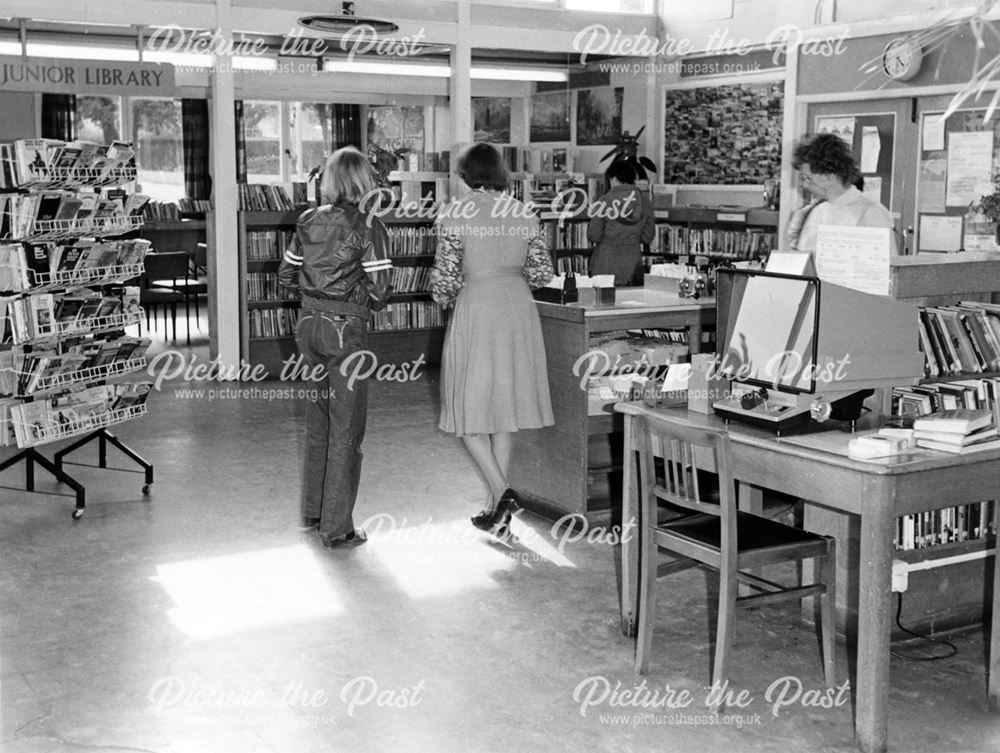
[0,139,155,519]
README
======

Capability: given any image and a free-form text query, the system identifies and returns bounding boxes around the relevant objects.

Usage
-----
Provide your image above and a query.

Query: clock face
[882,39,922,81]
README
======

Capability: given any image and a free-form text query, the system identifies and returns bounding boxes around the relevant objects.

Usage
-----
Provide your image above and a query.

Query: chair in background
[632,408,836,695]
[140,252,189,345]
[152,243,209,332]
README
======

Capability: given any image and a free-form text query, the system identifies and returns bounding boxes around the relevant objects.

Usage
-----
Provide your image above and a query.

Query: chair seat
[661,510,826,553]
[152,279,208,294]
[140,288,185,304]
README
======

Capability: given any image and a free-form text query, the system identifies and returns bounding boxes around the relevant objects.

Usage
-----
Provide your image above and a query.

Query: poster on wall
[576,87,623,146]
[816,116,855,147]
[661,82,782,184]
[473,98,511,144]
[530,91,570,143]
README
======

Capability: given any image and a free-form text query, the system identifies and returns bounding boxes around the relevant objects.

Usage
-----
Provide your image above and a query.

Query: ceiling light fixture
[299,2,399,35]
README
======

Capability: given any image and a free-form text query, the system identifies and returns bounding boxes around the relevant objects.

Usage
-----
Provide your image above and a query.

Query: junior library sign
[0,56,175,95]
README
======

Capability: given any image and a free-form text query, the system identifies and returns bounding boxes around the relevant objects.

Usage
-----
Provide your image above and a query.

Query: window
[131,97,184,202]
[243,100,282,184]
[366,106,425,155]
[74,95,122,144]
[289,103,331,182]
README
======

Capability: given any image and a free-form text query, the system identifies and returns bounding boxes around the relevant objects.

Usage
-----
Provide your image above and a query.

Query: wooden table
[616,404,1000,753]
[508,290,715,522]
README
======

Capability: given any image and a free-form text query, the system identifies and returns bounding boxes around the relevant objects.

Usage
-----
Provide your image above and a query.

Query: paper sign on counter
[815,224,891,296]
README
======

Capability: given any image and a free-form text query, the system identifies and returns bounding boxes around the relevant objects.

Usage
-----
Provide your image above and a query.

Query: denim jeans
[295,308,369,539]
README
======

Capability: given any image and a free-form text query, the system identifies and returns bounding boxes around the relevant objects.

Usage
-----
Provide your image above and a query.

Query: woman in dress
[432,144,555,540]
[278,146,392,549]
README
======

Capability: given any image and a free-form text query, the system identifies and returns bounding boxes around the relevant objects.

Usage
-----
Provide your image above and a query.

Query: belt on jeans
[301,296,368,319]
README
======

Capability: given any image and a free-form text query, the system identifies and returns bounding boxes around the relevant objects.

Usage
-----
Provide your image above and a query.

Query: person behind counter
[790,133,895,253]
[587,160,656,286]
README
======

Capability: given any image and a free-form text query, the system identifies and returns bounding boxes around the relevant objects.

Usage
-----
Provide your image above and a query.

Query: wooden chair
[153,243,208,331]
[633,408,836,694]
[140,252,189,345]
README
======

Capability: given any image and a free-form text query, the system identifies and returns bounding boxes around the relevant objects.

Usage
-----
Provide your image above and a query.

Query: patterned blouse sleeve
[431,229,465,308]
[522,224,554,290]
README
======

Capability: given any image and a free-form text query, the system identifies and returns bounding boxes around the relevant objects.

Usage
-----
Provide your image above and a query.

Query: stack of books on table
[912,410,1000,454]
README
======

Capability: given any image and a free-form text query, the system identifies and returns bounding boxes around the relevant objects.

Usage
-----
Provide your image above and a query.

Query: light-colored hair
[320,146,375,205]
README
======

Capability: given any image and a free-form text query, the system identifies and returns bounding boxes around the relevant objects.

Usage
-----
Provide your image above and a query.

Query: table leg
[738,482,763,597]
[620,413,639,638]
[989,497,1000,710]
[855,480,894,753]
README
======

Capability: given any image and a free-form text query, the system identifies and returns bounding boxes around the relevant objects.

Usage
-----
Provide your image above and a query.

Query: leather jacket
[278,202,392,316]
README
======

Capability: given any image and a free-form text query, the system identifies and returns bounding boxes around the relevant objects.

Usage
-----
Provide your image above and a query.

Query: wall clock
[881,37,923,82]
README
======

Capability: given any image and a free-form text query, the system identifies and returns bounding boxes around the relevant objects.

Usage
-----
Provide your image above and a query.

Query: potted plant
[970,170,1000,245]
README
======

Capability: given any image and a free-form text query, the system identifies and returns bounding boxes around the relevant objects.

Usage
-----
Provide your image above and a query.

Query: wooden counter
[508,289,715,523]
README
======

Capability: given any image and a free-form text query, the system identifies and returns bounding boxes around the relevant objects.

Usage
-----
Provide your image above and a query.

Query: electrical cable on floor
[889,592,958,661]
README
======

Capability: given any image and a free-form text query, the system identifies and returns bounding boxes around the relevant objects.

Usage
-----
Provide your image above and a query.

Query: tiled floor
[1,336,998,752]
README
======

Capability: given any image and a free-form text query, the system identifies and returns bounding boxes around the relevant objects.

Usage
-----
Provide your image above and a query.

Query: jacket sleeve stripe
[282,250,303,265]
[362,260,393,271]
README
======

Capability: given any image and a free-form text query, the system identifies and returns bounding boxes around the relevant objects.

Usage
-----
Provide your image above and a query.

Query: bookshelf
[234,210,445,377]
[0,138,156,518]
[805,254,1000,635]
[648,207,779,270]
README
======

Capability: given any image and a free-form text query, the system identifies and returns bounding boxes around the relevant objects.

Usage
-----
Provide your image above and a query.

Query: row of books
[246,230,296,261]
[370,301,445,331]
[1,191,148,241]
[542,221,589,252]
[143,201,181,223]
[394,151,451,173]
[389,266,432,294]
[0,335,151,396]
[917,302,1000,377]
[5,382,151,448]
[0,239,150,292]
[3,288,140,344]
[238,184,294,212]
[249,307,299,338]
[0,139,136,189]
[556,256,589,276]
[653,226,777,259]
[894,500,995,550]
[891,377,1000,425]
[178,198,212,214]
[246,273,298,302]
[387,226,435,256]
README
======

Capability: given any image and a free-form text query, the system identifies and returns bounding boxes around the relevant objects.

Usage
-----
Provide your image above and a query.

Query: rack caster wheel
[141,484,151,495]
[72,508,84,520]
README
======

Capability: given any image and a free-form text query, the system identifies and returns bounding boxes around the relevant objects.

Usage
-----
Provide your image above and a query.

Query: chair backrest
[143,252,189,282]
[635,409,738,544]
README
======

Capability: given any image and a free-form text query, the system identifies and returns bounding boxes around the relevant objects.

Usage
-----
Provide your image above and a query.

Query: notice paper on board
[918,214,963,252]
[946,131,993,206]
[815,225,891,296]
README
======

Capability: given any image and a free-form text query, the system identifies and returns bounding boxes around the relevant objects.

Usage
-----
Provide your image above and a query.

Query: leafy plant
[971,170,1000,222]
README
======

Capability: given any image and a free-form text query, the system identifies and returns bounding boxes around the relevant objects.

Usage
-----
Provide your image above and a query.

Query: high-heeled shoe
[486,496,521,542]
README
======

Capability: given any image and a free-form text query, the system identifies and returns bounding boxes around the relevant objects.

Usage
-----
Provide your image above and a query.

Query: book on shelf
[143,201,181,222]
[238,183,294,212]
[911,409,994,434]
[895,500,995,550]
[918,302,1000,377]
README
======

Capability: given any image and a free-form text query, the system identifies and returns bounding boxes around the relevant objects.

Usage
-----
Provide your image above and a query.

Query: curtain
[41,94,76,142]
[234,99,247,183]
[331,104,361,150]
[181,98,210,200]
